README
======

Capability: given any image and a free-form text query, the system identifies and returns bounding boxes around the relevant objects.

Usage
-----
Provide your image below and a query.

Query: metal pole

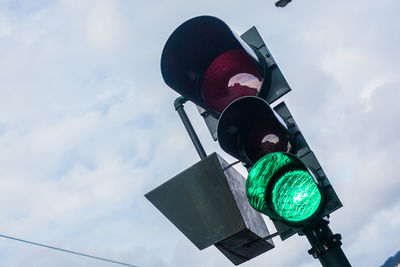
[303,219,351,267]
[174,96,207,159]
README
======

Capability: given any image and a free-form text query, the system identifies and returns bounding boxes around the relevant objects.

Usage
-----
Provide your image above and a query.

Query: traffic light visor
[161,16,270,116]
[217,96,291,165]
[246,152,323,224]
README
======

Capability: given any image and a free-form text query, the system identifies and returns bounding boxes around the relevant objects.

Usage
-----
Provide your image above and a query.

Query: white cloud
[346,204,400,266]
[0,0,399,266]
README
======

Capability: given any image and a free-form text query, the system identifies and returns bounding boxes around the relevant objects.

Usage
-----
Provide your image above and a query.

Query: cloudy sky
[0,0,399,266]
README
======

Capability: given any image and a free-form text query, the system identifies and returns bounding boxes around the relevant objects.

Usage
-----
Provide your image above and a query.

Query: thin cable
[0,234,138,267]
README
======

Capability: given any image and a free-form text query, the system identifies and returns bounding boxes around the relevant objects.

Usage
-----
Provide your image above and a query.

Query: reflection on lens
[228,73,262,91]
[201,49,262,113]
[244,121,290,163]
[261,134,280,145]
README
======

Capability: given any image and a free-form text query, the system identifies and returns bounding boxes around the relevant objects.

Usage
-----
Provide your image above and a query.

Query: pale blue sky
[0,0,399,266]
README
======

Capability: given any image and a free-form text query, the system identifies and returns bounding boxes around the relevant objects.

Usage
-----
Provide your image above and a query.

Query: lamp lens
[201,49,262,113]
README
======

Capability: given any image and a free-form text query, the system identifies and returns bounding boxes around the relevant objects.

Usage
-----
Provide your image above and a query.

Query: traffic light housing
[217,96,342,239]
[158,14,343,260]
[161,16,291,118]
[217,96,291,166]
[246,152,324,225]
[268,102,342,239]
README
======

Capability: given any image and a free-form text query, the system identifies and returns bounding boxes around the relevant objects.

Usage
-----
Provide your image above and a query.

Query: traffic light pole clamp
[303,219,351,267]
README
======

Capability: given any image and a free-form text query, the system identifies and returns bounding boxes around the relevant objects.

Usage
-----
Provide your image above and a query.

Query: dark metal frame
[174,96,207,159]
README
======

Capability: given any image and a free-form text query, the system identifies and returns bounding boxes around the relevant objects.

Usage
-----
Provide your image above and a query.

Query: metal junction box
[145,152,274,265]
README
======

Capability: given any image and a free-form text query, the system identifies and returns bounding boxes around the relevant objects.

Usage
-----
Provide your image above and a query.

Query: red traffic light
[201,48,262,113]
[161,16,270,117]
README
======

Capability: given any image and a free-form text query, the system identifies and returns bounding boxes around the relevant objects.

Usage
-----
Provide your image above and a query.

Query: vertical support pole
[174,96,207,159]
[303,219,351,267]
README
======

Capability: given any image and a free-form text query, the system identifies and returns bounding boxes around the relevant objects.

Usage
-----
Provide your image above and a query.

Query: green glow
[246,152,322,223]
[246,153,295,216]
[272,170,321,222]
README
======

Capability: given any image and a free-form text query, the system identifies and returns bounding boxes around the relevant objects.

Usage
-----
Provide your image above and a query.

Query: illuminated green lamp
[246,152,323,224]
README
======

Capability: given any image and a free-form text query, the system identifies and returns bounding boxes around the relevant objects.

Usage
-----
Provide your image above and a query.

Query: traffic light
[217,96,291,166]
[161,15,341,239]
[161,15,291,119]
[158,15,347,265]
[216,94,341,239]
[217,97,326,226]
[246,152,323,225]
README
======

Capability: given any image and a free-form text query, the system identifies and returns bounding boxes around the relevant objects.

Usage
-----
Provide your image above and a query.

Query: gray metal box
[145,153,274,265]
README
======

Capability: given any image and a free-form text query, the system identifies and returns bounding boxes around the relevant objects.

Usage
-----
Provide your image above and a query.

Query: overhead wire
[0,234,139,267]
[375,239,400,267]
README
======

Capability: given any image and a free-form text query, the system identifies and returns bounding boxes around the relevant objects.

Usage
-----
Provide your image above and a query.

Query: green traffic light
[272,169,321,222]
[246,152,322,223]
